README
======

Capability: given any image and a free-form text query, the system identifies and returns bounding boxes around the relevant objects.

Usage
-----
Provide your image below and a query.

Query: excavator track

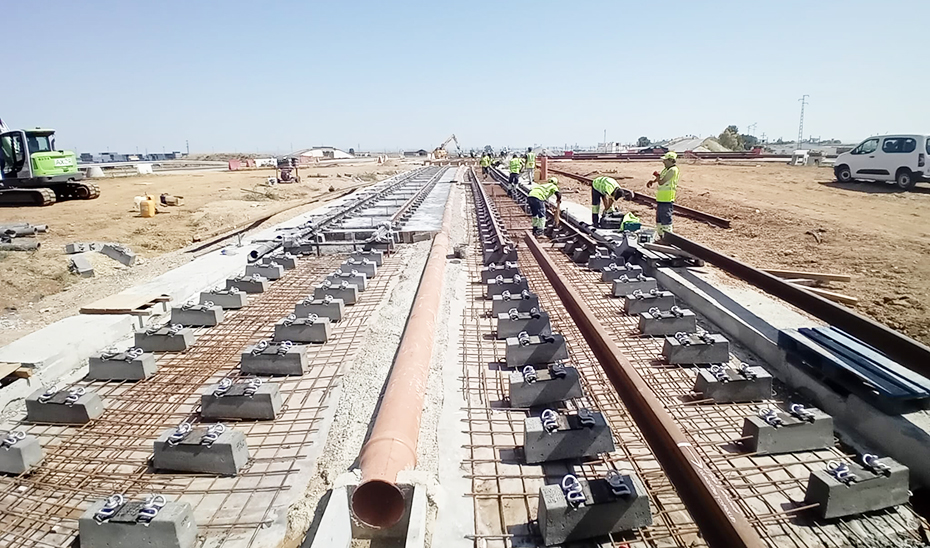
[56,181,100,201]
[0,187,57,207]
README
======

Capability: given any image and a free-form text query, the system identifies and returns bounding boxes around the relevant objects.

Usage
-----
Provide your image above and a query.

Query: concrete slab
[307,487,352,548]
[403,180,454,233]
[153,424,249,476]
[79,497,198,548]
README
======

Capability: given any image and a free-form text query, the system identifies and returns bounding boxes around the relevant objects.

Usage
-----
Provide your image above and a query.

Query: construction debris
[0,222,47,251]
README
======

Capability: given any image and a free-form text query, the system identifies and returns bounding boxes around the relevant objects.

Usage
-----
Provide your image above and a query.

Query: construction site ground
[0,161,411,346]
[549,160,930,346]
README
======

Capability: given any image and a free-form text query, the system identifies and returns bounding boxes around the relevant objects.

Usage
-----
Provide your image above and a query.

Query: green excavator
[0,116,99,206]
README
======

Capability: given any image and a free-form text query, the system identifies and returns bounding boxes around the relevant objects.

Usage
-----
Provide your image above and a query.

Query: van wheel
[834,165,853,183]
[895,168,917,190]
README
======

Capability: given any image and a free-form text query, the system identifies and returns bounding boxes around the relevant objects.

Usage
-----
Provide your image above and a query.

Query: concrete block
[693,365,773,403]
[79,497,198,548]
[25,387,105,424]
[325,270,368,291]
[481,262,519,282]
[364,240,394,253]
[296,297,345,322]
[638,308,697,336]
[350,249,383,266]
[602,263,643,283]
[245,262,285,281]
[65,242,101,254]
[482,245,517,266]
[662,333,730,365]
[538,473,652,546]
[612,275,658,297]
[571,246,592,264]
[226,275,269,294]
[240,341,307,376]
[741,407,834,455]
[274,315,331,343]
[505,334,569,367]
[200,289,247,309]
[69,255,95,278]
[264,253,297,270]
[0,432,44,474]
[623,290,676,315]
[308,486,352,548]
[153,424,249,475]
[509,365,583,408]
[497,310,551,340]
[486,276,530,298]
[804,457,909,519]
[586,252,618,271]
[524,409,615,464]
[170,304,224,327]
[134,326,196,352]
[100,243,136,266]
[562,238,580,256]
[313,281,359,305]
[87,348,157,381]
[201,381,282,420]
[491,291,540,315]
[342,258,377,278]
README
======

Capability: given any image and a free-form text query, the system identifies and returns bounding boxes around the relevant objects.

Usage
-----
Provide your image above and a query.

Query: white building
[288,147,354,164]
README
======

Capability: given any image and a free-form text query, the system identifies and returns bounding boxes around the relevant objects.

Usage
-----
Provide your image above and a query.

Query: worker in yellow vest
[527,177,561,236]
[646,151,681,237]
[590,176,626,228]
[479,153,491,179]
[508,153,525,195]
[525,147,537,184]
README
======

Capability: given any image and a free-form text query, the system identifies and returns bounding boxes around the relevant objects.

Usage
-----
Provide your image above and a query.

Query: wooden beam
[764,269,851,282]
[0,362,30,379]
[789,284,859,305]
[782,278,818,287]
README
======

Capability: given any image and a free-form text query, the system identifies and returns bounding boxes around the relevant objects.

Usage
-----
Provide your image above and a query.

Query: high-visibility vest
[528,182,559,200]
[509,157,523,174]
[591,176,620,196]
[480,156,490,167]
[526,152,536,168]
[656,166,680,202]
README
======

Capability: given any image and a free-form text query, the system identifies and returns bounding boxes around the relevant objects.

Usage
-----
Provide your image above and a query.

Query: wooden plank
[790,283,859,305]
[0,362,20,379]
[764,269,851,282]
[782,278,818,287]
[80,293,170,315]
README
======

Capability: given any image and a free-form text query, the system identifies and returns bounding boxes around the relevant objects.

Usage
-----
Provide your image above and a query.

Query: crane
[432,134,460,159]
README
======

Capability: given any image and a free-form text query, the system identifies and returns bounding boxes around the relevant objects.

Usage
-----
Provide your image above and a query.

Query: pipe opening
[351,480,406,529]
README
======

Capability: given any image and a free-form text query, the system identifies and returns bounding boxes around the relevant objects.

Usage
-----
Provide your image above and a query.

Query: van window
[852,138,879,155]
[882,137,916,153]
[926,138,930,155]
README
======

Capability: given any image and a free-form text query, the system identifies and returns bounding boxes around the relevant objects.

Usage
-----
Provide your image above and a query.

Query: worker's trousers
[656,201,674,237]
[524,166,536,184]
[591,187,606,226]
[528,196,546,231]
[508,172,520,195]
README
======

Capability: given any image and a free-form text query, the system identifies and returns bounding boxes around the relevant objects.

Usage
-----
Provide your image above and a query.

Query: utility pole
[186,140,190,155]
[603,129,606,144]
[747,122,757,135]
[798,95,809,149]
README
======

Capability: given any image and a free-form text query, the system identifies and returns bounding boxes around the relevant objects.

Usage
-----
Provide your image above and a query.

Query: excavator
[0,116,99,206]
[431,134,460,160]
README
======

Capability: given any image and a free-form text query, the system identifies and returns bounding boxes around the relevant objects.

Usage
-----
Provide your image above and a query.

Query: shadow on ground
[817,180,930,195]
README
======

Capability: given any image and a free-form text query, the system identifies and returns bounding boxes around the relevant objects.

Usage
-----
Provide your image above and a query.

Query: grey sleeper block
[134,327,195,352]
[491,292,540,315]
[226,276,269,294]
[201,383,282,420]
[0,434,44,474]
[65,242,101,254]
[524,411,615,464]
[496,310,551,340]
[295,298,345,322]
[312,284,358,305]
[325,271,368,291]
[538,474,652,546]
[693,366,773,403]
[486,277,530,298]
[342,259,377,278]
[612,276,658,297]
[623,291,676,315]
[350,249,383,266]
[571,246,592,264]
[638,309,697,336]
[100,243,136,266]
[69,255,95,278]
[804,458,909,519]
[240,342,307,376]
[170,305,224,327]
[78,498,198,548]
[274,317,332,344]
[586,252,619,271]
[263,254,297,269]
[741,408,834,455]
[153,425,249,475]
[481,262,519,282]
[200,290,247,309]
[509,366,583,408]
[662,333,730,365]
[602,264,643,283]
[87,351,157,381]
[505,334,569,367]
[245,263,285,281]
[25,387,105,424]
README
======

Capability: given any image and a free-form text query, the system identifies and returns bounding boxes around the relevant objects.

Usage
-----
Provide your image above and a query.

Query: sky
[4,0,929,154]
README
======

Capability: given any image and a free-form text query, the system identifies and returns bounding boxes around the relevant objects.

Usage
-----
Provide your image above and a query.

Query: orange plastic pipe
[351,189,454,528]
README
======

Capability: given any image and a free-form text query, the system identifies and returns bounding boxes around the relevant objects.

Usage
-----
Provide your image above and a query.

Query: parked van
[833,134,930,190]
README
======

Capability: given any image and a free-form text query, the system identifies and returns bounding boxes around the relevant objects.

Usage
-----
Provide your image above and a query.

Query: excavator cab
[0,128,99,206]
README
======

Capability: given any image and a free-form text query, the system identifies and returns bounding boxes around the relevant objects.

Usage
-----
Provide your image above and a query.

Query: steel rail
[389,168,444,226]
[662,231,930,376]
[522,230,766,548]
[547,167,732,228]
[471,167,512,248]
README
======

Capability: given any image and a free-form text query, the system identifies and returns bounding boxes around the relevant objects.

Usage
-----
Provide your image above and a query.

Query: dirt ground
[549,160,930,346]
[0,159,415,345]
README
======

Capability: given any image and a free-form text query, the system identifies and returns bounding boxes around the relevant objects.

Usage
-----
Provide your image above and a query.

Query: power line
[798,95,810,149]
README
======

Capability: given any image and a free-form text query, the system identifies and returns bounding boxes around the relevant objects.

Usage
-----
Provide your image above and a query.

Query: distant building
[287,147,354,164]
[404,149,429,157]
[595,142,626,153]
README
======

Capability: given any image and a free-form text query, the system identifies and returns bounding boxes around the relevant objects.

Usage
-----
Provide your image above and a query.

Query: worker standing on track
[527,176,561,236]
[525,147,537,184]
[508,153,525,196]
[647,151,681,237]
[590,175,625,228]
[479,153,491,179]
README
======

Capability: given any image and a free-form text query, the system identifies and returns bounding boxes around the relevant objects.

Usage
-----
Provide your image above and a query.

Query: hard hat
[547,176,558,185]
[662,151,678,161]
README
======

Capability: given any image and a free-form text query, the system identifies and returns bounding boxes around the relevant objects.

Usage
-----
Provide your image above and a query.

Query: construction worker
[527,177,561,236]
[590,176,626,228]
[507,153,524,195]
[479,152,491,178]
[647,151,680,237]
[525,147,537,183]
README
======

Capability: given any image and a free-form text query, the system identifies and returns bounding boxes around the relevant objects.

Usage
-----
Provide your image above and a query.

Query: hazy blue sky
[4,1,927,153]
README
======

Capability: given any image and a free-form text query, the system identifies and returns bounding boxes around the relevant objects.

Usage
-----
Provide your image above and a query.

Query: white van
[833,134,930,190]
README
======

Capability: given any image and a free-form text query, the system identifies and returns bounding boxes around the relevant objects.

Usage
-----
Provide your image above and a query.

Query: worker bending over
[508,153,525,195]
[479,153,491,179]
[590,176,625,228]
[527,177,561,236]
[525,147,537,184]
[647,151,680,237]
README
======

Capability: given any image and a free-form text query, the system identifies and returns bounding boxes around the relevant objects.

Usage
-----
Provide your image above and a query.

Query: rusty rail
[522,230,766,548]
[547,167,732,229]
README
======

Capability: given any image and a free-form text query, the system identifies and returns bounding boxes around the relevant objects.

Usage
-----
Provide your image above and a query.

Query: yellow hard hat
[662,151,678,161]
[547,176,558,185]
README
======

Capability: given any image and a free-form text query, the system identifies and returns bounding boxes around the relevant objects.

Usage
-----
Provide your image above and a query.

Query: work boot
[532,228,543,237]
[591,213,600,228]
